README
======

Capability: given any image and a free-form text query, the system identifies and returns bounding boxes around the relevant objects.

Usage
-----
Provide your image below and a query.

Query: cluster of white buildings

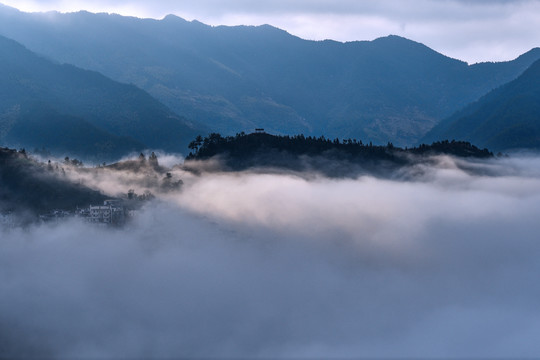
[3,200,138,228]
[39,209,71,222]
[86,200,126,225]
[38,200,132,226]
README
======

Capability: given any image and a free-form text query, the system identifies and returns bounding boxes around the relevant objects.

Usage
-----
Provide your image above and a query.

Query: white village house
[88,200,125,225]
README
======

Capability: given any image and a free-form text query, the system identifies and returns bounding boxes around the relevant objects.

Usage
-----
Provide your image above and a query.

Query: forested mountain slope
[0,34,201,160]
[0,147,107,213]
[1,5,538,145]
[422,59,540,151]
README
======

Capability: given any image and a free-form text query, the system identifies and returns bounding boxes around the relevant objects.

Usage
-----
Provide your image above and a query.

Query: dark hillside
[422,59,540,150]
[0,35,202,160]
[0,147,107,213]
[185,132,492,176]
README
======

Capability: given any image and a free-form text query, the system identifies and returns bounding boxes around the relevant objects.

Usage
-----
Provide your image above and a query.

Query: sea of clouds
[2,154,540,358]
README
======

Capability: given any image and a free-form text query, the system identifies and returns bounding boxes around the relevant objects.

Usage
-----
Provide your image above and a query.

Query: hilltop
[0,147,107,214]
[184,132,492,177]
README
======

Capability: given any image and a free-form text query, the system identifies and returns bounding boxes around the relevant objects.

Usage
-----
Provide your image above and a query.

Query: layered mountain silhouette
[0,34,201,160]
[422,59,540,151]
[1,5,539,146]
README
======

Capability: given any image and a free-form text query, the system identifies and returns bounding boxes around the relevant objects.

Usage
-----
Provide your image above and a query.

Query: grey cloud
[101,0,540,16]
[132,0,540,63]
[2,0,540,62]
[112,0,540,20]
[2,155,540,357]
[8,0,540,28]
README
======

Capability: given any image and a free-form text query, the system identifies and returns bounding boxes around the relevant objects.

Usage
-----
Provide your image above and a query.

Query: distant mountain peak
[374,34,410,41]
[370,34,433,50]
[162,14,188,23]
[371,34,425,45]
[0,3,18,12]
[515,47,540,62]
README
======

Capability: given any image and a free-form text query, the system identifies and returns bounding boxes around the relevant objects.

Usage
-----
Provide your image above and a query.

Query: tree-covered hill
[0,147,107,214]
[1,5,538,146]
[0,35,202,160]
[185,132,492,176]
[422,59,540,151]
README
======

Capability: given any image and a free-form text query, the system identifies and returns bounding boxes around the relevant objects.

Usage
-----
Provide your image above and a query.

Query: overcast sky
[1,0,539,64]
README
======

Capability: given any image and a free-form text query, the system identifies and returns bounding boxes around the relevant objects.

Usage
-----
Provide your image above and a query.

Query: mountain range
[0,34,201,160]
[423,59,540,151]
[1,4,539,147]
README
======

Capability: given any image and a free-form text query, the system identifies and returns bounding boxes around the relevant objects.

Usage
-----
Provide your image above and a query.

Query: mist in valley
[2,154,540,358]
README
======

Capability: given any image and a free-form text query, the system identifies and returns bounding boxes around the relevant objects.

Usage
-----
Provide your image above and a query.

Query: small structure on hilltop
[255,128,265,133]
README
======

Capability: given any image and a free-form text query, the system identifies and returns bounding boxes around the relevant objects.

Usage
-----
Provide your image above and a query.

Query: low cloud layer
[2,155,540,357]
[3,0,540,63]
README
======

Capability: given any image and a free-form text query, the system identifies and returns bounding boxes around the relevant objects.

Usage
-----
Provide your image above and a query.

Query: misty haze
[2,1,540,358]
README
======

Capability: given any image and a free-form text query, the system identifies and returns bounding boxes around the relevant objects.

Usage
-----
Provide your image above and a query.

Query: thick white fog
[2,155,540,358]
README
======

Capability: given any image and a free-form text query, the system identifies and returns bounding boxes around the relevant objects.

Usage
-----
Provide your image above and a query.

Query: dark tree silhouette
[185,132,493,175]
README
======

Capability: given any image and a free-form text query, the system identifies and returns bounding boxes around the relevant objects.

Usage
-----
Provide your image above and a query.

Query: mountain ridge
[1,5,539,146]
[421,59,540,150]
[0,34,202,160]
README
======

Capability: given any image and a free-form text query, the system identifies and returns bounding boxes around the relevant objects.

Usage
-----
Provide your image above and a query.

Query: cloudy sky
[1,0,539,63]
